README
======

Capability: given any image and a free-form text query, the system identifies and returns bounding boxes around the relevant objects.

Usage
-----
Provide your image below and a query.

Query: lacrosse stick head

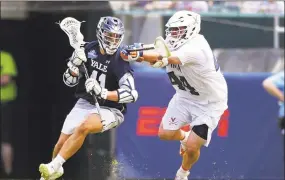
[59,17,85,50]
[154,36,171,58]
[96,16,125,55]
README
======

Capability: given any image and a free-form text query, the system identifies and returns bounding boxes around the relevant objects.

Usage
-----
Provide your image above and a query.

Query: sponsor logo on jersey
[88,50,98,59]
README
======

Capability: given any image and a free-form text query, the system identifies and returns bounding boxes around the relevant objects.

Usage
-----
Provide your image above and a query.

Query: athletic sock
[50,155,65,171]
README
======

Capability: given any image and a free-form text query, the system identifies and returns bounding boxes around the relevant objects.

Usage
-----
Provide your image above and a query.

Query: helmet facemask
[96,17,124,55]
[164,11,201,50]
[165,26,187,48]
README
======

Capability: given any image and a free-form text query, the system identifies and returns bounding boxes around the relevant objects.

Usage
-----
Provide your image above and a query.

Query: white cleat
[175,175,188,180]
[39,163,56,180]
[39,166,64,180]
[175,170,190,180]
[49,166,64,180]
[175,167,190,180]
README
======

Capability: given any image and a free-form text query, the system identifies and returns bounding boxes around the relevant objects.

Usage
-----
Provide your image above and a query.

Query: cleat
[175,169,190,180]
[39,164,55,179]
[49,166,64,180]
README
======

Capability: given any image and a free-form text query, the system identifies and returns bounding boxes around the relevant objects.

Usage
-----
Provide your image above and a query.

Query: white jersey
[166,34,228,105]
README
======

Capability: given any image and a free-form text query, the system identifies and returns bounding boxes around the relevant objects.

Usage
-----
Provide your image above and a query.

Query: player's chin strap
[58,17,102,117]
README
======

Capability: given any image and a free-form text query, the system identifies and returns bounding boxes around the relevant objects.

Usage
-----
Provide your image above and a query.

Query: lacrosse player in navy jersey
[38,16,139,180]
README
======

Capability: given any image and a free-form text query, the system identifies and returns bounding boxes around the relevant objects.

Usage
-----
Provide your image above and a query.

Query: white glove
[121,43,143,62]
[85,78,108,99]
[67,61,80,76]
[70,48,87,66]
[63,69,80,87]
[152,57,168,68]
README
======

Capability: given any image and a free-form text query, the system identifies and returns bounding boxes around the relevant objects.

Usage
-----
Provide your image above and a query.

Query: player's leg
[52,133,71,159]
[41,133,70,180]
[39,100,90,179]
[176,125,207,179]
[40,106,124,179]
[176,101,227,180]
[39,113,100,179]
[158,123,185,141]
[50,107,123,169]
[39,128,71,180]
[1,101,14,176]
[158,95,189,142]
[56,113,103,162]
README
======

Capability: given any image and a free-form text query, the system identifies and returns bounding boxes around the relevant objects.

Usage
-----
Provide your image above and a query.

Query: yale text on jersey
[91,59,107,72]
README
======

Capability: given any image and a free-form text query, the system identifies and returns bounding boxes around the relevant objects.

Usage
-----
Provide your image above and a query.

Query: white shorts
[161,94,228,147]
[61,98,124,135]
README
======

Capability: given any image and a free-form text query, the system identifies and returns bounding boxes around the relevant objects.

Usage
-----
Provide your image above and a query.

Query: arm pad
[117,73,138,103]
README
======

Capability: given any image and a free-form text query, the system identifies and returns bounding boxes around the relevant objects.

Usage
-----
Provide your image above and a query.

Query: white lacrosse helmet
[165,10,201,50]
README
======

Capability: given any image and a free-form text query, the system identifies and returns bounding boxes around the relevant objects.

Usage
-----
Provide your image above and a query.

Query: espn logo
[136,107,229,137]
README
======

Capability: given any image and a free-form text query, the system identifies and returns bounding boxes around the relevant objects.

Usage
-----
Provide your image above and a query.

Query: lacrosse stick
[153,36,171,58]
[126,44,155,52]
[126,36,171,57]
[59,17,101,117]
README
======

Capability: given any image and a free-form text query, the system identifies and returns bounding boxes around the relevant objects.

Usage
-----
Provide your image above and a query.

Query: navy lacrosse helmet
[96,16,125,55]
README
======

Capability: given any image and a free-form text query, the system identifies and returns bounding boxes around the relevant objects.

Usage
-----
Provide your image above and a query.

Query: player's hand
[120,43,143,61]
[85,78,102,95]
[70,48,87,66]
[151,57,168,68]
[85,78,108,99]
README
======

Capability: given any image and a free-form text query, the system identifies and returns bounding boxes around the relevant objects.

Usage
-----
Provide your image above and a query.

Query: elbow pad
[63,69,80,87]
[117,89,138,103]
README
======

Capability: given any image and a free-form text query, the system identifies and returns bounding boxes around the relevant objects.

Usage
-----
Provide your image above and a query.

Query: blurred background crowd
[110,0,284,14]
[0,1,284,180]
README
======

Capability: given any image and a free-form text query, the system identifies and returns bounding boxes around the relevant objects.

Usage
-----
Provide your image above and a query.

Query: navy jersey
[75,41,133,114]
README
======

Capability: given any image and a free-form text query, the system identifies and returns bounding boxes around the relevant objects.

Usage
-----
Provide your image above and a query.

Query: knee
[76,122,92,135]
[76,115,103,135]
[158,129,175,140]
[185,145,200,156]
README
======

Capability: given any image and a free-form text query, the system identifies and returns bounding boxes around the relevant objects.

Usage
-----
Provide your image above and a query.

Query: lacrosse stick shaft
[126,44,154,52]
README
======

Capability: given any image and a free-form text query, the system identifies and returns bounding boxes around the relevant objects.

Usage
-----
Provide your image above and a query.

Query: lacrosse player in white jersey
[122,10,228,180]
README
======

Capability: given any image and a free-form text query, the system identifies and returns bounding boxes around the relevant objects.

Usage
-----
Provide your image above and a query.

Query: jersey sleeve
[0,51,17,77]
[268,71,284,89]
[113,49,134,81]
[171,46,204,66]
